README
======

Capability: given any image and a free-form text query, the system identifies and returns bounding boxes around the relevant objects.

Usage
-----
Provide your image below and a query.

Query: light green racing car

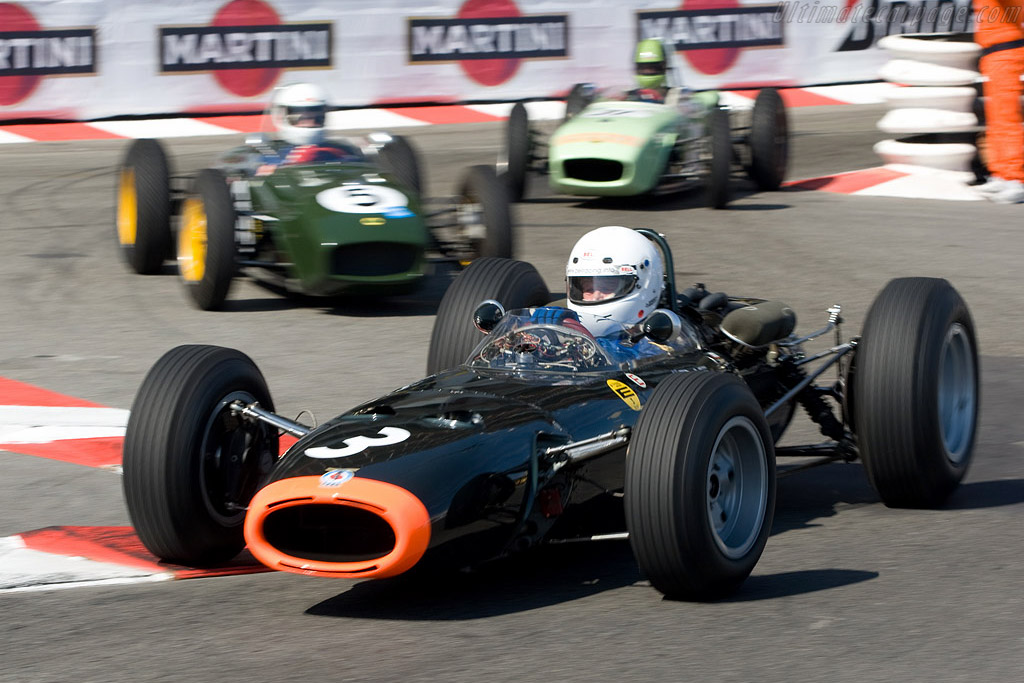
[502,83,789,209]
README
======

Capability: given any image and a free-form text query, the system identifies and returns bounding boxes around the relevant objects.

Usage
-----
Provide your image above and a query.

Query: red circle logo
[212,0,282,97]
[678,0,741,76]
[458,0,521,87]
[0,3,42,106]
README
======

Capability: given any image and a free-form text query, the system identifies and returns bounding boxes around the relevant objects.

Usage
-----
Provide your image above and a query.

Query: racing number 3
[304,427,411,459]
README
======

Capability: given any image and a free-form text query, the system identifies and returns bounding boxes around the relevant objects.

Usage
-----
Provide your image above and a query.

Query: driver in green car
[246,82,361,176]
[627,38,669,103]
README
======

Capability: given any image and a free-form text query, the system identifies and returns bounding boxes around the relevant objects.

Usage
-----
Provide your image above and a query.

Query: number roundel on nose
[315,185,408,214]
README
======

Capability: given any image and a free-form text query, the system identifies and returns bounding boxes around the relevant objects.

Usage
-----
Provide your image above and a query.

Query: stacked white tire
[873,33,981,172]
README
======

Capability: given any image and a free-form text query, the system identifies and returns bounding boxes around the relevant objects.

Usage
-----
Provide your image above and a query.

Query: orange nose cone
[244,475,431,579]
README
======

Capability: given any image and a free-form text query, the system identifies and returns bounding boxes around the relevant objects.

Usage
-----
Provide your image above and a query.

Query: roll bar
[635,228,679,314]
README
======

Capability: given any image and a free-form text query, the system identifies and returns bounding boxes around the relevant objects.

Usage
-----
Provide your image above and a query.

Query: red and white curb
[787,164,985,201]
[0,527,268,593]
[0,83,900,144]
[0,377,284,591]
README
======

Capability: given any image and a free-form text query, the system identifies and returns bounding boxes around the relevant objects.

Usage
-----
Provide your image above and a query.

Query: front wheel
[852,277,979,508]
[626,371,775,601]
[122,345,279,566]
[177,168,236,310]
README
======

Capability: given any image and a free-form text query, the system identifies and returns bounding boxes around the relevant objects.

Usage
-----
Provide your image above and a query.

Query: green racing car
[502,83,789,209]
[115,132,513,310]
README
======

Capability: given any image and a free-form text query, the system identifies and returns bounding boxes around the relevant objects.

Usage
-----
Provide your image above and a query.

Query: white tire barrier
[873,139,978,171]
[883,86,977,112]
[875,33,981,173]
[878,59,979,87]
[877,108,978,134]
[877,34,982,71]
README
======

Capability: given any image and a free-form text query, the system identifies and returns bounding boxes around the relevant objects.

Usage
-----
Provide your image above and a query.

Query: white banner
[0,0,975,121]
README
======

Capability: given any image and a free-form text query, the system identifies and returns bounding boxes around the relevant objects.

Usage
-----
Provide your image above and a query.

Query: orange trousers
[981,47,1024,182]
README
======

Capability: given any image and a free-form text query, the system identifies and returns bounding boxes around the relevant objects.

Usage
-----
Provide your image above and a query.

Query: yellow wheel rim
[117,168,137,246]
[177,198,208,283]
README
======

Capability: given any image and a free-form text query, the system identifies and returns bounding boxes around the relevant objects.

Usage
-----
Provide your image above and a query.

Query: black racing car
[122,231,978,601]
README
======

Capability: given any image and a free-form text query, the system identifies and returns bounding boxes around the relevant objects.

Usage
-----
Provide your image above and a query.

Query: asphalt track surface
[2,105,1023,682]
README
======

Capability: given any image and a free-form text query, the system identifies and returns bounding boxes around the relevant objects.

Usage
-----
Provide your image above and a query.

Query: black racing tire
[747,88,789,191]
[563,83,592,124]
[426,258,549,375]
[116,138,172,274]
[378,134,424,197]
[123,345,279,566]
[852,277,979,508]
[707,106,732,209]
[177,168,237,311]
[456,164,515,260]
[505,102,530,202]
[626,371,775,601]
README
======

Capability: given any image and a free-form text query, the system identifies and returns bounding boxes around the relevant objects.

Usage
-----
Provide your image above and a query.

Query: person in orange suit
[974,0,1024,203]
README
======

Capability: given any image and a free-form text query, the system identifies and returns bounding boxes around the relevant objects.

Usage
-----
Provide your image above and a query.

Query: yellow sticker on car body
[607,379,641,411]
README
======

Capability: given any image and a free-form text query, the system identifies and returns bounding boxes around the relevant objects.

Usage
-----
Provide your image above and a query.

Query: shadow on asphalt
[307,539,880,619]
[725,569,879,602]
[307,467,1022,618]
[306,541,643,620]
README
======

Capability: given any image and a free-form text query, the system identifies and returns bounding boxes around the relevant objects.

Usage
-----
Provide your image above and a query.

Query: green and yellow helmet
[634,39,667,89]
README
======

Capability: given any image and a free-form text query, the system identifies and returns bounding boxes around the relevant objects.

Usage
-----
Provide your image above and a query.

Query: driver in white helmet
[522,226,692,363]
[248,82,360,174]
[565,225,665,338]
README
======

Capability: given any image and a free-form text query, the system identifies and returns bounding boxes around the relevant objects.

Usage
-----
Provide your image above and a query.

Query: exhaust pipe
[243,475,431,579]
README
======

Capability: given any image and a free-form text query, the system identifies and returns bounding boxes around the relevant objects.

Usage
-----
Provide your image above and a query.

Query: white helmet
[566,226,665,337]
[270,82,328,146]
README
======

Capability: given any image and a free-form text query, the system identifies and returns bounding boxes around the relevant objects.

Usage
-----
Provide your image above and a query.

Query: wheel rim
[706,415,768,559]
[199,391,276,526]
[938,322,976,465]
[117,167,137,246]
[177,197,207,283]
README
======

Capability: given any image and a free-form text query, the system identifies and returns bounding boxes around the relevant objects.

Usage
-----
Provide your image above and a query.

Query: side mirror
[244,132,272,149]
[473,300,505,333]
[364,131,393,154]
[642,309,682,343]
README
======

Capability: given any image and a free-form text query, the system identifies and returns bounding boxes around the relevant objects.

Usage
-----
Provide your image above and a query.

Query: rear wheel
[378,135,423,197]
[123,345,279,565]
[852,277,978,508]
[707,107,732,209]
[116,139,172,274]
[747,88,789,191]
[505,102,530,202]
[455,165,514,261]
[426,258,549,374]
[626,371,775,601]
[177,169,237,311]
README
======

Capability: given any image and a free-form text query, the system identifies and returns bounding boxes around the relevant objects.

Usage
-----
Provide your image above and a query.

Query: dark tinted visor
[636,62,665,76]
[286,105,326,128]
[568,275,637,305]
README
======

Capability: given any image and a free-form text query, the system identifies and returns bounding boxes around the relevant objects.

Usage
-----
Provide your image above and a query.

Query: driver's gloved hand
[529,307,579,326]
